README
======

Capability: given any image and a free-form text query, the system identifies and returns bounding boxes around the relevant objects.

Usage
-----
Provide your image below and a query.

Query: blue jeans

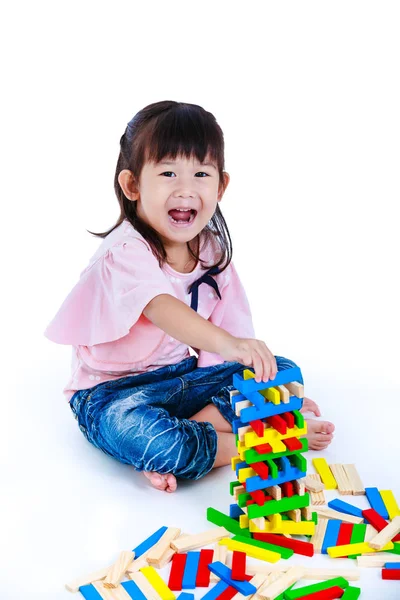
[70,355,303,480]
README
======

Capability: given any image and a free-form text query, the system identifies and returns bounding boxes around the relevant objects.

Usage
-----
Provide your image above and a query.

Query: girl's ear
[118,169,140,201]
[217,171,230,201]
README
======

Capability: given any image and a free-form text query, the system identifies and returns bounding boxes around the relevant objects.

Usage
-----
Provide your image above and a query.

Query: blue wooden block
[232,394,303,429]
[241,460,306,493]
[132,525,168,557]
[366,488,389,520]
[384,562,400,569]
[207,561,257,595]
[182,551,201,589]
[235,461,248,476]
[79,585,103,600]
[233,366,302,397]
[122,580,148,600]
[201,580,229,600]
[229,503,245,519]
[322,519,342,554]
[177,594,195,600]
[328,499,364,519]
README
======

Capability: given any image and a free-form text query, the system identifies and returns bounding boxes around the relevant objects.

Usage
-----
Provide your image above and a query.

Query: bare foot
[300,396,321,417]
[143,471,177,493]
[306,419,335,450]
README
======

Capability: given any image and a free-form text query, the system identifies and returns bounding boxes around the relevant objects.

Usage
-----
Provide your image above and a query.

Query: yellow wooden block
[140,566,176,600]
[327,541,394,558]
[219,537,281,563]
[261,387,281,405]
[249,518,315,536]
[312,458,338,490]
[238,467,256,483]
[239,514,249,528]
[244,425,307,449]
[243,369,255,380]
[380,490,400,519]
[269,438,288,453]
[231,456,242,471]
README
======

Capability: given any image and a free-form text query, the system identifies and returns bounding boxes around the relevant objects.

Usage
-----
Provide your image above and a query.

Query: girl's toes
[321,421,335,435]
[315,433,333,443]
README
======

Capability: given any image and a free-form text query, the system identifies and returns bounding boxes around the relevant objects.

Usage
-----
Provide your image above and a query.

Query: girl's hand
[218,336,277,383]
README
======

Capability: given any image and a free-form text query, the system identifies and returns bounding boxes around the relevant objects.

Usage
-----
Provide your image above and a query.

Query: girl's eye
[161,171,209,177]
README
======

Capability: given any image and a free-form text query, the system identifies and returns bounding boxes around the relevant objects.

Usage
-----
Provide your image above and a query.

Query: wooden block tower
[229,366,316,538]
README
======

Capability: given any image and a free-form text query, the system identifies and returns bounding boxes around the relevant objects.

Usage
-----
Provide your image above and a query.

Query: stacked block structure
[228,366,316,539]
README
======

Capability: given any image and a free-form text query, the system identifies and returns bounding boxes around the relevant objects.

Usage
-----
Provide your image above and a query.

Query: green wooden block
[384,541,400,555]
[265,457,278,479]
[235,433,239,444]
[248,493,311,519]
[312,512,318,525]
[276,584,295,600]
[238,492,252,507]
[230,480,241,496]
[293,410,304,428]
[232,534,294,559]
[244,439,308,464]
[284,577,349,599]
[348,523,367,559]
[206,507,251,537]
[341,587,361,600]
[290,452,307,472]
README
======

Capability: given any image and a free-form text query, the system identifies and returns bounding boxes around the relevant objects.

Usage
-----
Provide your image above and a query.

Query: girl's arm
[143,293,232,355]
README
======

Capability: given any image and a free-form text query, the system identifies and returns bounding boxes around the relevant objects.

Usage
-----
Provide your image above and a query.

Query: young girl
[44,100,335,493]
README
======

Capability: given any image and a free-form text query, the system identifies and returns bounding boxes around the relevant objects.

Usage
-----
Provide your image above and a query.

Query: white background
[2,1,400,598]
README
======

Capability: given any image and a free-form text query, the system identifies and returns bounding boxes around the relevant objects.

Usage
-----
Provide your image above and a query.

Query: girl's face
[121,153,229,250]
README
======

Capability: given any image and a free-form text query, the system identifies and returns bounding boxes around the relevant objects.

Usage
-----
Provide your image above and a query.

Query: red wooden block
[267,415,287,435]
[231,550,247,581]
[251,461,269,479]
[250,490,265,506]
[280,412,295,429]
[252,532,314,557]
[382,568,400,580]
[246,499,256,506]
[249,419,265,437]
[297,587,345,599]
[283,437,303,451]
[264,495,273,501]
[281,482,294,498]
[168,552,187,590]
[216,586,239,600]
[254,443,273,454]
[336,523,354,548]
[196,549,214,587]
[363,508,400,542]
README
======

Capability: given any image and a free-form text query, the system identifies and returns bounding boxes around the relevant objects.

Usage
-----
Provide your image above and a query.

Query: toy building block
[369,516,400,550]
[327,541,394,558]
[247,493,311,520]
[287,509,301,523]
[181,552,200,589]
[329,465,352,495]
[365,487,390,520]
[121,580,149,600]
[231,534,294,559]
[253,532,314,557]
[302,570,359,582]
[256,566,306,600]
[126,572,160,600]
[233,366,303,397]
[78,585,106,600]
[207,562,257,596]
[140,566,176,600]
[347,524,367,559]
[311,518,329,554]
[103,551,134,588]
[342,465,365,496]
[210,544,228,583]
[283,577,349,599]
[304,476,325,493]
[322,520,342,555]
[171,526,230,552]
[194,549,214,587]
[66,566,112,593]
[168,553,187,591]
[384,562,400,568]
[219,537,281,563]
[201,580,230,600]
[133,526,168,558]
[340,588,361,600]
[294,479,306,496]
[357,554,400,567]
[314,508,363,525]
[147,528,181,565]
[250,419,265,437]
[176,595,194,600]
[235,394,303,424]
[336,524,354,548]
[312,459,337,490]
[286,587,346,599]
[307,475,326,505]
[327,500,364,520]
[382,568,400,580]
[231,551,247,581]
[125,558,151,575]
[380,490,400,520]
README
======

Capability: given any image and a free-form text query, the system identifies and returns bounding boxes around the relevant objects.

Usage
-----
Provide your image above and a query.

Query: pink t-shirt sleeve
[197,261,255,367]
[44,238,175,346]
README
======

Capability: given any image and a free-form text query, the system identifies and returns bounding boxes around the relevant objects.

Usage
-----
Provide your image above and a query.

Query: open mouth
[168,208,197,226]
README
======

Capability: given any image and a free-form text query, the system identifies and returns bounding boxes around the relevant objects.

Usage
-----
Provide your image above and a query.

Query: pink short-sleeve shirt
[44,219,255,401]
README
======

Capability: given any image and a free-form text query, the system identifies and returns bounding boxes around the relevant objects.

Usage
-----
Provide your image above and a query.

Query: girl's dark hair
[87,100,232,273]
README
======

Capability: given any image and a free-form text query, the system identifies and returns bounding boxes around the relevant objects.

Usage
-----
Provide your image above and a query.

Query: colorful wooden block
[247,493,311,520]
[182,552,200,589]
[253,532,314,557]
[327,541,394,558]
[312,458,337,490]
[322,520,342,554]
[233,367,302,396]
[340,588,361,600]
[328,499,364,519]
[121,580,148,600]
[140,566,176,600]
[78,585,104,600]
[218,537,281,563]
[196,549,214,587]
[231,551,247,581]
[132,526,168,558]
[206,507,251,537]
[231,534,294,559]
[207,562,257,595]
[382,568,400,580]
[168,553,188,591]
[284,577,349,599]
[380,490,400,520]
[336,523,354,548]
[365,488,389,520]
